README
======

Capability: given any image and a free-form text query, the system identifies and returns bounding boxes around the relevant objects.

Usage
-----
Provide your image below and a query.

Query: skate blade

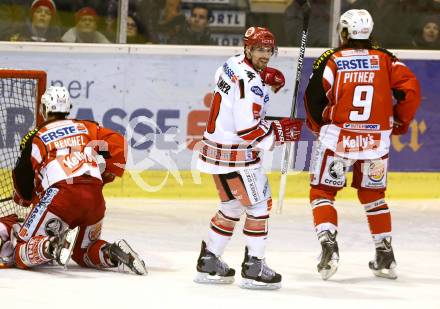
[319,260,338,280]
[194,272,234,284]
[371,264,397,280]
[58,227,80,267]
[117,240,148,275]
[240,278,281,290]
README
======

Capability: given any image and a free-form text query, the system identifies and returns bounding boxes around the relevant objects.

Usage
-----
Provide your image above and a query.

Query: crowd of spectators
[0,0,438,49]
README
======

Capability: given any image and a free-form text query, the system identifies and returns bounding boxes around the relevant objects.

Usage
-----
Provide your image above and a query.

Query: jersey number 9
[349,85,373,122]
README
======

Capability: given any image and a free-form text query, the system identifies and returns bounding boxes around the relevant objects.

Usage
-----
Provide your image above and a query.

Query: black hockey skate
[194,241,235,284]
[47,226,79,267]
[317,230,339,280]
[240,247,281,290]
[106,239,148,275]
[369,237,397,279]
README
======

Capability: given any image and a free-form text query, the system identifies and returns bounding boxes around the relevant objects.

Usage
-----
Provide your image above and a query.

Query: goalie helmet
[339,9,374,40]
[41,86,72,119]
[243,27,277,52]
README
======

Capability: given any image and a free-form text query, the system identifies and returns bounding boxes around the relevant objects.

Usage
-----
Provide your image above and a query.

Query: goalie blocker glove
[260,67,285,93]
[271,118,303,143]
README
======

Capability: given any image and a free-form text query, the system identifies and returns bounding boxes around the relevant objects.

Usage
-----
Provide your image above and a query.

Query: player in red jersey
[12,86,147,275]
[304,9,421,280]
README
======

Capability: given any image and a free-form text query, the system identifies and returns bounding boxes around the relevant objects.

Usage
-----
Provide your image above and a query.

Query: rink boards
[0,43,439,172]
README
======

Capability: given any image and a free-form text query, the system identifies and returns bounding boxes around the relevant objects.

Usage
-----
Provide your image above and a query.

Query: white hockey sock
[245,235,267,259]
[206,229,231,257]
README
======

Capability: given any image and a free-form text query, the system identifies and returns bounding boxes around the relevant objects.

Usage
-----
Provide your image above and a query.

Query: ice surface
[1,199,439,309]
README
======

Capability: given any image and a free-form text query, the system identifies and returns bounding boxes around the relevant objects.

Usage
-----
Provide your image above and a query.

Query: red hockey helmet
[243,26,277,52]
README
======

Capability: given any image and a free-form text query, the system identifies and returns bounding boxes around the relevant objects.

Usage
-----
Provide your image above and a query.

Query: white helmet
[41,86,72,119]
[339,9,374,41]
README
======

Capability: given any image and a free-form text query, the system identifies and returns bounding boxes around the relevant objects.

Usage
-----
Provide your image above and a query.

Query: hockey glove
[392,119,410,135]
[272,118,303,143]
[12,190,32,207]
[260,67,285,93]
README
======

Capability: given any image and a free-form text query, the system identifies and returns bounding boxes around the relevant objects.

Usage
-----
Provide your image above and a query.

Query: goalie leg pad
[15,235,52,269]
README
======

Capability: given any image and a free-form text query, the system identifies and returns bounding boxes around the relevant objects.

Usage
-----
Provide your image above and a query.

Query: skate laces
[257,258,276,279]
[215,256,231,275]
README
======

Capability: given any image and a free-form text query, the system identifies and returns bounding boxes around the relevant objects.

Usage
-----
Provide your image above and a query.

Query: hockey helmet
[41,86,72,119]
[243,27,277,52]
[339,9,374,40]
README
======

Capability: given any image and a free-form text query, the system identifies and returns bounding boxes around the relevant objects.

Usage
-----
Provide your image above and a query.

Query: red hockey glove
[392,119,410,135]
[272,118,303,143]
[260,67,285,93]
[13,190,32,207]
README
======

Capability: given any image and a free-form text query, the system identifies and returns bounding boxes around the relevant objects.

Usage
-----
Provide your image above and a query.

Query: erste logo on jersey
[40,123,88,144]
[223,62,238,82]
[335,55,380,71]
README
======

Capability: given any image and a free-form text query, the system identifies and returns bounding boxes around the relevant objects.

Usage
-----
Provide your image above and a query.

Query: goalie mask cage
[0,69,46,219]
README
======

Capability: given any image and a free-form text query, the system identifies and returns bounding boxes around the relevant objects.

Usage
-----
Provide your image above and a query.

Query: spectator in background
[61,7,110,43]
[127,14,150,44]
[8,0,61,42]
[169,4,214,45]
[55,1,109,33]
[0,0,28,38]
[104,1,152,43]
[412,16,440,49]
[156,0,186,43]
[105,0,161,43]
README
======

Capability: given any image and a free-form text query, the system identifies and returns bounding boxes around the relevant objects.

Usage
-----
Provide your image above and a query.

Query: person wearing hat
[8,0,61,42]
[412,15,440,49]
[61,7,110,43]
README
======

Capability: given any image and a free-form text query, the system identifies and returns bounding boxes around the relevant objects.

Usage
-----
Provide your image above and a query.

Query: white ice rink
[1,199,439,309]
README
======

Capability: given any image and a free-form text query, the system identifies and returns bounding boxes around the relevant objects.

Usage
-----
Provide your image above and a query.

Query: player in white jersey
[194,26,303,290]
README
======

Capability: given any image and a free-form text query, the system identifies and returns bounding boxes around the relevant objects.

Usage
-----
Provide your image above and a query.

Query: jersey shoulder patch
[372,46,398,61]
[313,48,339,70]
[19,128,38,151]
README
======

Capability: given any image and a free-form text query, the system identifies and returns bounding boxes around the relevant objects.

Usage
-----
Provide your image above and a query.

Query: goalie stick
[277,0,311,213]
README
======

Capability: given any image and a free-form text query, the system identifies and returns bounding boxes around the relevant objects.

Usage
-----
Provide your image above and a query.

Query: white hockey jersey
[197,54,276,174]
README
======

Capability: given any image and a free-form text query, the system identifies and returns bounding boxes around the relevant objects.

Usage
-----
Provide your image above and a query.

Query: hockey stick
[276,0,311,214]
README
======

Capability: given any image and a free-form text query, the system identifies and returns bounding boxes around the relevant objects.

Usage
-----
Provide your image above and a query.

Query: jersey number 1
[206,92,222,133]
[349,85,373,122]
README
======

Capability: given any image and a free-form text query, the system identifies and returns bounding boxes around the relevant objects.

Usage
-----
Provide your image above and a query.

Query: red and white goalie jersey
[305,47,421,160]
[197,54,276,174]
[13,119,126,203]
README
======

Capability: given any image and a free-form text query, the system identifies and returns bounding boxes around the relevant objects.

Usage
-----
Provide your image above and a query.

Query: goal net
[0,69,46,219]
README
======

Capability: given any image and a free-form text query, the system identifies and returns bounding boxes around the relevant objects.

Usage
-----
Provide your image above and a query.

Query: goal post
[0,69,46,219]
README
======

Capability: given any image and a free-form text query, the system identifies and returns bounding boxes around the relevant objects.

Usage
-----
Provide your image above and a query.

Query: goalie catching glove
[271,118,303,143]
[260,67,285,93]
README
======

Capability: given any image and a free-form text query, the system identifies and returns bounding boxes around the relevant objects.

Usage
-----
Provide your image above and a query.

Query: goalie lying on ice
[10,86,147,275]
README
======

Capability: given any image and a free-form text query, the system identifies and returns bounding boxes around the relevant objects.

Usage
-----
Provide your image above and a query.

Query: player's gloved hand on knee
[12,190,32,207]
[271,118,303,143]
[392,118,409,135]
[260,67,285,93]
